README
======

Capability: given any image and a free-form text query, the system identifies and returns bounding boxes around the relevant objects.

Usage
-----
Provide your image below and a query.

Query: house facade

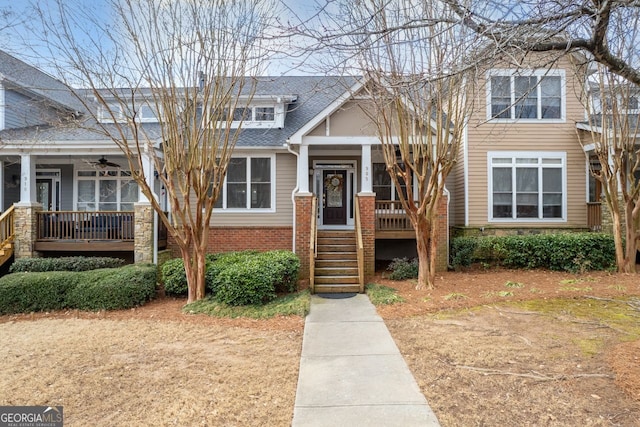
[0,50,601,291]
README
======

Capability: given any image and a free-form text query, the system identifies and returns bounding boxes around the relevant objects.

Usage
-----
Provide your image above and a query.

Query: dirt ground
[379,269,640,427]
[0,268,639,426]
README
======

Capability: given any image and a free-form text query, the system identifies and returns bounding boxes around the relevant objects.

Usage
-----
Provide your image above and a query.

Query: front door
[36,179,53,210]
[322,170,347,225]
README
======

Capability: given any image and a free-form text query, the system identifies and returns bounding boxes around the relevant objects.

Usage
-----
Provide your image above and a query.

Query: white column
[298,144,310,194]
[360,143,373,194]
[19,154,37,204]
[139,152,158,203]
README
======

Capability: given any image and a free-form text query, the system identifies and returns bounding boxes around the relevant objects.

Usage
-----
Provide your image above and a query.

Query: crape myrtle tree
[35,0,274,302]
[443,0,640,86]
[302,0,483,289]
[579,67,640,273]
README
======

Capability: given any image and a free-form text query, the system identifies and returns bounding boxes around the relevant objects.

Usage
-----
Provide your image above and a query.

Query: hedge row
[450,233,616,272]
[0,264,157,314]
[10,256,125,273]
[161,250,300,306]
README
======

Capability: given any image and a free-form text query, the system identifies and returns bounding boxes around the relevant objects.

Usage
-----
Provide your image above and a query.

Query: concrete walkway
[292,294,440,426]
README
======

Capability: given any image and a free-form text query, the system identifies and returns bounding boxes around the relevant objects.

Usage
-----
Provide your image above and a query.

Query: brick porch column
[357,193,376,282]
[134,202,154,264]
[435,193,449,272]
[13,202,42,259]
[295,193,313,285]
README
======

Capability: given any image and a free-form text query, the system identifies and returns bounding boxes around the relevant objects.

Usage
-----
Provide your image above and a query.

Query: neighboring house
[0,50,605,291]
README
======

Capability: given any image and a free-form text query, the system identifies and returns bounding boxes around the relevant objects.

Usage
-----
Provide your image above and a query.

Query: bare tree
[34,0,274,303]
[578,66,640,273]
[314,0,481,289]
[443,1,640,85]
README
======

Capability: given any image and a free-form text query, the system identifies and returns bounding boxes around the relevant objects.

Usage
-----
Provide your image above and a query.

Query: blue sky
[0,0,333,77]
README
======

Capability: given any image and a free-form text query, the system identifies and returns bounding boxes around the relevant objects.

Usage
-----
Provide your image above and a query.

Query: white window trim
[487,151,567,223]
[372,162,417,203]
[97,102,161,124]
[486,69,566,123]
[217,104,285,129]
[73,169,139,211]
[214,153,276,213]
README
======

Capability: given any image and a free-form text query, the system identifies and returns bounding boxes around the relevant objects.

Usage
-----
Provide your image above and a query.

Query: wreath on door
[324,174,344,192]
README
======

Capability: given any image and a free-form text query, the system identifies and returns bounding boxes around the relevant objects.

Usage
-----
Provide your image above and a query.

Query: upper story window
[221,105,277,126]
[98,102,161,123]
[488,70,565,121]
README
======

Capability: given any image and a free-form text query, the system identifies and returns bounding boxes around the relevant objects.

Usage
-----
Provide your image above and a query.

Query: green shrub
[214,257,278,306]
[0,272,79,314]
[0,264,156,314]
[161,257,220,296]
[386,257,419,280]
[66,264,157,310]
[449,233,616,272]
[161,250,299,303]
[161,258,189,295]
[10,256,125,273]
[212,250,300,306]
[450,237,478,269]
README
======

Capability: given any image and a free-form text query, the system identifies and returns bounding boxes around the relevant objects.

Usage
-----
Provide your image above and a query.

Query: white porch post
[19,154,37,204]
[360,143,373,194]
[139,152,159,202]
[298,144,310,194]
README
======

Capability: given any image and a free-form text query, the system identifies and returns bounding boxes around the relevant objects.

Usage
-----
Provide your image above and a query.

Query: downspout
[285,140,299,252]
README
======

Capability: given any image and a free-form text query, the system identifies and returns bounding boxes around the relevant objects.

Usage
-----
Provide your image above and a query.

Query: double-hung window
[214,155,274,210]
[488,70,564,121]
[489,152,566,221]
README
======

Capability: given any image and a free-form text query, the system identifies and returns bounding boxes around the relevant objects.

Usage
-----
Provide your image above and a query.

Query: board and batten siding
[210,152,295,227]
[464,55,588,228]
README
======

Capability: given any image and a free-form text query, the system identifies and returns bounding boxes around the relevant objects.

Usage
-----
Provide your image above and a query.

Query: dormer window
[218,104,284,128]
[97,101,161,123]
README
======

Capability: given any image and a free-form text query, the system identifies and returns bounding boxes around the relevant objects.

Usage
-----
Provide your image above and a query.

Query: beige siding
[465,55,588,229]
[210,153,295,226]
[308,100,379,137]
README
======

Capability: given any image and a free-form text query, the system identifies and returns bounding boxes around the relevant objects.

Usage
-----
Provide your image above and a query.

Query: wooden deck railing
[0,205,15,249]
[37,211,135,241]
[375,200,413,231]
[309,196,318,294]
[354,196,365,293]
[587,202,602,232]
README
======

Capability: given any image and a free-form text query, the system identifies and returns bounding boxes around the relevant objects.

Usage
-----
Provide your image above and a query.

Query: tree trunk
[414,216,435,290]
[182,243,207,304]
[611,209,627,273]
[623,201,637,273]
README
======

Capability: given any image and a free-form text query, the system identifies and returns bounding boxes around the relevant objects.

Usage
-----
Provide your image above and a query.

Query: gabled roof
[0,75,358,147]
[0,50,84,112]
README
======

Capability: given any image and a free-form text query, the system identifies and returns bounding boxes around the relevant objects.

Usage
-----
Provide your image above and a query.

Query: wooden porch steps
[314,230,361,293]
[0,241,14,267]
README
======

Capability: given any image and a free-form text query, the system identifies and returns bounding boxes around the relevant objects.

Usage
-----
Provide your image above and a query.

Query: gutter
[285,139,299,252]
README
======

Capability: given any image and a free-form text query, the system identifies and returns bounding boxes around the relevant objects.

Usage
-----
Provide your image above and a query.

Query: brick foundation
[435,193,449,272]
[167,226,293,257]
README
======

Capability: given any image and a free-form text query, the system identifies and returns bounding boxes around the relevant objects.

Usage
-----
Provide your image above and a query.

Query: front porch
[34,210,167,252]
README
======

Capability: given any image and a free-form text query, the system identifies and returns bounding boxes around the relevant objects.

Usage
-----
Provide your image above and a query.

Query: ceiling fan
[88,156,120,168]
